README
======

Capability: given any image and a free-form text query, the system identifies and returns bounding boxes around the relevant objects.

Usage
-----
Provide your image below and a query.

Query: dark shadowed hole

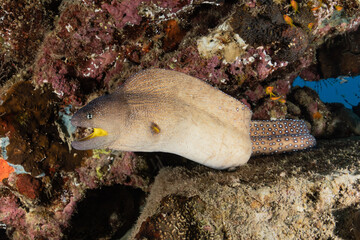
[186,0,238,34]
[0,228,10,240]
[136,152,202,172]
[317,27,360,79]
[43,0,62,17]
[64,185,145,240]
[333,206,359,239]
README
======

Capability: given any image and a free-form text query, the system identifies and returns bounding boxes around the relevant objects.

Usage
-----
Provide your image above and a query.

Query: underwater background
[0,0,360,239]
[293,75,360,108]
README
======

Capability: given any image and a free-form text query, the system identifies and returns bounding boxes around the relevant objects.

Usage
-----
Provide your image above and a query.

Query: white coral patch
[65,24,73,32]
[197,21,248,63]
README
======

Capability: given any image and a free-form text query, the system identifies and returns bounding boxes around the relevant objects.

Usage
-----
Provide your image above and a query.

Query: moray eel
[71,69,316,169]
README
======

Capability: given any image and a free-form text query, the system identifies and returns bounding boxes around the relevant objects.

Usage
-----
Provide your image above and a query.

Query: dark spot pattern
[249,119,316,155]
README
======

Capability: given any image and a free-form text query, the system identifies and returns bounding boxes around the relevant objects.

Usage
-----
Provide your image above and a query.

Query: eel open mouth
[75,127,108,141]
[71,127,109,150]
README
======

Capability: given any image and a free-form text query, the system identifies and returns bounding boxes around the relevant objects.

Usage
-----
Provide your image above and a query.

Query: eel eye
[86,113,93,119]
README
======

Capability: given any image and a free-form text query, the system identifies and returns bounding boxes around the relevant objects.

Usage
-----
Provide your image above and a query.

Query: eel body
[71,69,316,169]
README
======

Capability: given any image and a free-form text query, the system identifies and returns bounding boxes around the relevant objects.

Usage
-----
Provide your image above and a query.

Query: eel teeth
[74,127,93,140]
[76,127,108,141]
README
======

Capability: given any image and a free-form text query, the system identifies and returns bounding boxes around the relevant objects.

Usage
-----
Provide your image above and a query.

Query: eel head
[71,93,125,150]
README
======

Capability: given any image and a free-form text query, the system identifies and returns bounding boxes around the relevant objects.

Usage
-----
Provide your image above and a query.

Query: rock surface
[133,137,360,239]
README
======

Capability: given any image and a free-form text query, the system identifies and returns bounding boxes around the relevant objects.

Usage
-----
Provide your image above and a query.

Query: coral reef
[0,81,88,175]
[0,190,26,236]
[33,2,120,103]
[33,0,193,104]
[0,0,359,238]
[132,137,360,239]
[299,27,360,82]
[30,0,360,115]
[75,151,150,190]
[135,195,212,239]
[0,150,150,239]
[0,0,57,67]
[288,86,360,137]
[15,174,42,200]
[0,79,150,239]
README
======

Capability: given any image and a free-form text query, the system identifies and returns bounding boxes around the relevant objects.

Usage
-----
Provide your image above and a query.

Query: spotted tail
[250,119,316,155]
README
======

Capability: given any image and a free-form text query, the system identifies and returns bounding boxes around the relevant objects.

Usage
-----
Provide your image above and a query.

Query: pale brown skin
[71,69,316,169]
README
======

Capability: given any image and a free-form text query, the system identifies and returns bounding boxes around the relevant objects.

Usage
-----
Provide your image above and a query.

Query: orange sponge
[0,158,14,181]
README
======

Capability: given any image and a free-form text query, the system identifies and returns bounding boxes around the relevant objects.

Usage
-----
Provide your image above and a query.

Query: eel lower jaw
[72,127,110,150]
[75,127,108,142]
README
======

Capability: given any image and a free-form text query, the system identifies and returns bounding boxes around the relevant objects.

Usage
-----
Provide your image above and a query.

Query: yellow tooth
[79,128,108,141]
